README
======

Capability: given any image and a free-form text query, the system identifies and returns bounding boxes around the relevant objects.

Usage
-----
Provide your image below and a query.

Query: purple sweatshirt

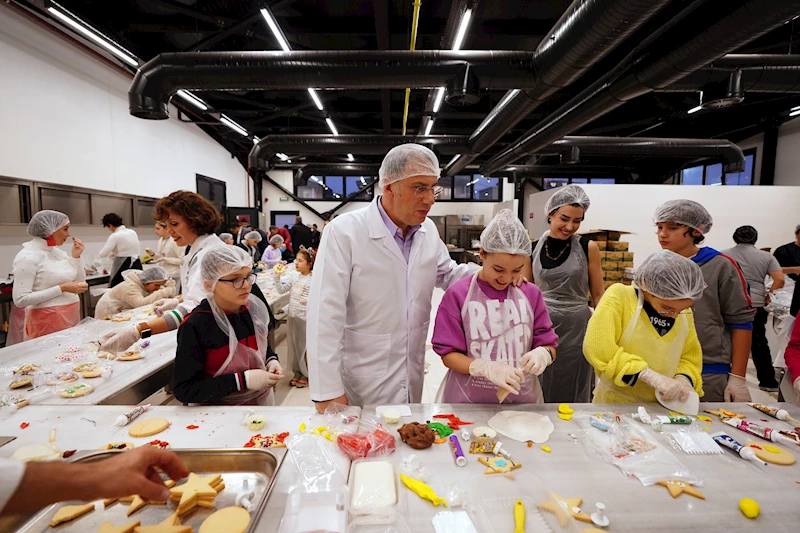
[433,275,559,357]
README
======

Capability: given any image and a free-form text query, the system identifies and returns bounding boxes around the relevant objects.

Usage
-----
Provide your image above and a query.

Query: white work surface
[360,402,800,533]
[0,405,356,533]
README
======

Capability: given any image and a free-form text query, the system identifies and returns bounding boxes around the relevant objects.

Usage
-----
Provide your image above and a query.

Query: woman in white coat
[12,210,88,339]
[148,221,185,283]
[99,213,142,288]
[94,266,175,319]
[307,144,479,412]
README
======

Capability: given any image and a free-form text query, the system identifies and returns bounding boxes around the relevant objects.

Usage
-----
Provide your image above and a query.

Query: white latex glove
[157,286,176,299]
[266,359,283,376]
[469,359,525,395]
[639,368,691,402]
[244,369,281,390]
[164,279,176,288]
[794,376,800,397]
[99,325,141,353]
[519,347,552,376]
[724,373,752,403]
[154,298,180,312]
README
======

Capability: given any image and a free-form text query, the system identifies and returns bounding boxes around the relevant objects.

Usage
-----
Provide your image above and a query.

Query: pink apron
[440,274,543,404]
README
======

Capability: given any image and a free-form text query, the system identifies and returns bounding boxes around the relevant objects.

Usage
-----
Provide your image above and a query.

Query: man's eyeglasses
[217,273,256,290]
[409,185,445,199]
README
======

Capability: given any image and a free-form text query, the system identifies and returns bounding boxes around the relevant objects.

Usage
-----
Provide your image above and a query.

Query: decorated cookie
[745,441,796,465]
[13,364,40,375]
[59,382,94,398]
[118,352,143,361]
[9,377,32,389]
[83,369,103,379]
[100,442,135,451]
[243,432,289,448]
[74,362,99,373]
[478,455,522,475]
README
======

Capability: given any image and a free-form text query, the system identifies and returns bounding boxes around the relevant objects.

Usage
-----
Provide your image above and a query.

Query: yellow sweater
[583,284,703,403]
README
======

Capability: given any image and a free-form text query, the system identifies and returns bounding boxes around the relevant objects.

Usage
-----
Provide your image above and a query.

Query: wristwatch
[138,323,152,339]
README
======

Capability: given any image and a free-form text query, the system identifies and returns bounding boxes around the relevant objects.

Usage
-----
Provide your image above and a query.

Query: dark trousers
[752,307,779,387]
[109,257,143,288]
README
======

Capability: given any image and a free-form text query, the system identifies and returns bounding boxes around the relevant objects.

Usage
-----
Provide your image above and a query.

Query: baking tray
[0,447,286,533]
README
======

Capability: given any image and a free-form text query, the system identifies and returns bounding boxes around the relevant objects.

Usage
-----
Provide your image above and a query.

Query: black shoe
[758,384,780,392]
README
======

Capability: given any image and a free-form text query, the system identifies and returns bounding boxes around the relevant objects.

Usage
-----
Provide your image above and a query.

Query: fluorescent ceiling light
[452,8,472,51]
[687,105,702,114]
[360,177,367,186]
[347,153,354,161]
[253,136,260,144]
[260,8,291,52]
[287,160,292,163]
[326,118,339,136]
[790,108,800,117]
[447,154,461,167]
[276,153,289,161]
[424,118,434,136]
[175,90,208,111]
[48,4,138,67]
[433,87,446,113]
[308,88,324,111]
[219,114,248,136]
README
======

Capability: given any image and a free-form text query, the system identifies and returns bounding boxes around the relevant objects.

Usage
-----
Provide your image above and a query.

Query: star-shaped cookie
[169,473,224,515]
[97,520,140,533]
[537,493,593,526]
[50,503,96,527]
[120,480,176,516]
[477,456,521,475]
[657,481,706,500]
[132,512,192,533]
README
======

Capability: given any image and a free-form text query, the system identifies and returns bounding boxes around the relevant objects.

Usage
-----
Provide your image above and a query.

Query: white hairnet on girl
[136,266,169,284]
[379,143,441,187]
[200,245,273,405]
[653,199,713,235]
[544,184,590,216]
[480,209,532,256]
[635,250,705,301]
[244,231,262,242]
[268,234,284,245]
[219,232,233,242]
[27,210,69,239]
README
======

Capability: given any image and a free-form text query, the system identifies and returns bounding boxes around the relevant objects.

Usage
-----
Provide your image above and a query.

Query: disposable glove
[519,347,552,376]
[724,373,752,403]
[469,359,525,395]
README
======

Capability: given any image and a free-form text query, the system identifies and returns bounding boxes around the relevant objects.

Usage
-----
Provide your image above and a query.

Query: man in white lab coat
[307,144,478,412]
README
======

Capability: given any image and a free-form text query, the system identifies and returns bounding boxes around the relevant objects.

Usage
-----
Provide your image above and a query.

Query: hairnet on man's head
[137,266,169,284]
[544,185,591,216]
[379,143,441,187]
[269,234,284,245]
[733,225,758,245]
[480,209,532,256]
[653,199,713,235]
[635,250,705,301]
[200,246,252,285]
[27,210,69,239]
[219,233,233,242]
[795,223,800,234]
[245,231,262,242]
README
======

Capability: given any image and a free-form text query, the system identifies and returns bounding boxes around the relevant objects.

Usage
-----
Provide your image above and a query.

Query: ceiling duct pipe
[480,0,800,175]
[660,54,800,94]
[296,164,381,182]
[443,0,676,175]
[248,135,469,172]
[547,136,745,172]
[128,50,536,120]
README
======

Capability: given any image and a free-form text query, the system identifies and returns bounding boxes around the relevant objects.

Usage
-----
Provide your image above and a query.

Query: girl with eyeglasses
[173,246,282,406]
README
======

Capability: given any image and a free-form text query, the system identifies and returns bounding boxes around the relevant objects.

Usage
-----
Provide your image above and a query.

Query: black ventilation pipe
[481,0,800,175]
[129,51,535,120]
[443,0,675,175]
[248,135,469,173]
[296,165,380,181]
[660,54,800,93]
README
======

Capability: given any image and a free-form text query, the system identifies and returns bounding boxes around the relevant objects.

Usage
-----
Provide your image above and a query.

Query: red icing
[750,445,763,450]
[20,422,29,429]
[337,427,396,460]
[433,414,473,430]
[186,425,199,430]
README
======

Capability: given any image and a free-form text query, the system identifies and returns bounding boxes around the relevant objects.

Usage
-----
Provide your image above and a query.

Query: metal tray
[1,447,286,533]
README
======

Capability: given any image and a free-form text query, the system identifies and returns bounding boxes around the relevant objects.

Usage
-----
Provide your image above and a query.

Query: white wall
[0,6,251,203]
[525,184,800,267]
[775,117,800,186]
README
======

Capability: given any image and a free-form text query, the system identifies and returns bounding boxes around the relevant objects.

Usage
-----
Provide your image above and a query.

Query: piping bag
[723,418,797,447]
[513,500,525,533]
[399,473,448,507]
[712,432,768,466]
[749,403,800,426]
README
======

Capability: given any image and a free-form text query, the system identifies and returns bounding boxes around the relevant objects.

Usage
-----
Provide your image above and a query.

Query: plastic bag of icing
[336,415,396,461]
[285,431,346,493]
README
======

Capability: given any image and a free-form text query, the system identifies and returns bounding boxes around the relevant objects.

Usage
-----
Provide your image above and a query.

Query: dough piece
[50,503,95,527]
[488,411,555,443]
[477,456,521,475]
[198,507,251,533]
[97,520,141,533]
[111,316,131,322]
[100,442,135,451]
[118,353,143,361]
[59,382,94,398]
[169,473,222,515]
[132,512,192,533]
[11,442,61,462]
[536,493,589,527]
[83,369,103,378]
[397,422,435,449]
[350,461,396,512]
[9,377,32,389]
[745,441,796,465]
[129,418,170,438]
[656,481,705,500]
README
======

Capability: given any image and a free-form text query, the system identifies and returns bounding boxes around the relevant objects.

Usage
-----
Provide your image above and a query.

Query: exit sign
[279,196,289,201]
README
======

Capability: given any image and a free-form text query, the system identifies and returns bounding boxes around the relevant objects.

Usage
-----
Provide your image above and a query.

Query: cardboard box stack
[582,230,634,290]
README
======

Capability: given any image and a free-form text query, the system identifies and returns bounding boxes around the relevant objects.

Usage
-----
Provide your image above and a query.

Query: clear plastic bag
[576,413,702,487]
[349,458,403,522]
[325,402,361,435]
[347,515,412,533]
[286,430,346,493]
[278,484,349,533]
[336,415,396,460]
[765,278,795,319]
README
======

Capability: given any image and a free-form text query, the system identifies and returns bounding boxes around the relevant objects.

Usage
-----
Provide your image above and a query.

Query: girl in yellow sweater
[584,250,705,403]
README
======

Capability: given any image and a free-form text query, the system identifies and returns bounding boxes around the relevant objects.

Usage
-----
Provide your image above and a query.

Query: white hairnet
[201,245,252,285]
[269,234,284,245]
[480,209,532,256]
[379,143,441,187]
[653,199,713,235]
[219,232,233,242]
[137,266,169,284]
[544,184,590,216]
[635,250,705,301]
[27,210,69,239]
[244,231,262,242]
[795,223,800,234]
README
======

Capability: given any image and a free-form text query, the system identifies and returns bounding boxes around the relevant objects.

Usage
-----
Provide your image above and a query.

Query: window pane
[681,166,703,185]
[346,176,374,200]
[323,176,344,200]
[454,175,471,199]
[437,177,453,200]
[40,188,90,225]
[705,164,722,186]
[589,178,615,184]
[91,194,133,227]
[473,176,500,201]
[725,154,754,186]
[544,178,568,189]
[298,176,324,199]
[571,178,588,184]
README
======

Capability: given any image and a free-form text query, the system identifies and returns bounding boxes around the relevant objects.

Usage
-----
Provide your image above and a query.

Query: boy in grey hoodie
[654,200,755,402]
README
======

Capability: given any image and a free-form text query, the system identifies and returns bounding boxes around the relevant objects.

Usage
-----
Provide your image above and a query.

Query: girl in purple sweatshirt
[432,210,558,403]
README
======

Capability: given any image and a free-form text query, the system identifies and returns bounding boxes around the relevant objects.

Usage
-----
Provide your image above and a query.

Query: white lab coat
[156,236,186,279]
[307,198,477,406]
[12,238,84,309]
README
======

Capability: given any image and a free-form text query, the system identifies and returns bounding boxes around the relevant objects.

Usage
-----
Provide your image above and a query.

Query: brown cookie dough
[397,422,435,450]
